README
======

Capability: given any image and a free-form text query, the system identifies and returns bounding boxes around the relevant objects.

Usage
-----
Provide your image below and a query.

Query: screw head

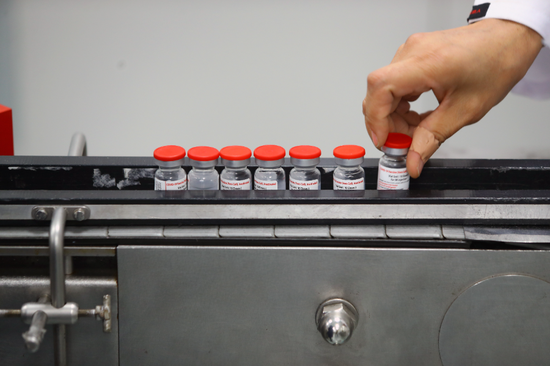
[34,208,49,220]
[73,208,86,221]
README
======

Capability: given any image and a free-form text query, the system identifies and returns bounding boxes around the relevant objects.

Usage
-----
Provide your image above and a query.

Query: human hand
[362,19,542,178]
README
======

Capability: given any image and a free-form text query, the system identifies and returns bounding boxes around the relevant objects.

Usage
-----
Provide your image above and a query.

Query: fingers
[395,99,410,114]
[406,102,465,178]
[406,150,424,179]
[364,61,433,149]
[407,126,441,178]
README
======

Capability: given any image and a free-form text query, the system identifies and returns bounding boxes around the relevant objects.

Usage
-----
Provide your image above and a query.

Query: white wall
[1,0,549,159]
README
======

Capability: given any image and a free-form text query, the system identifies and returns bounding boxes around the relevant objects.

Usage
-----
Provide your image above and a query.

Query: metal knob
[21,295,50,353]
[22,310,47,352]
[315,298,359,345]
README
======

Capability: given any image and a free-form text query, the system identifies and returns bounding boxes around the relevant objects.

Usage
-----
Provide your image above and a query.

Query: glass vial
[289,145,321,190]
[188,146,220,190]
[153,145,187,190]
[377,133,412,190]
[253,145,286,190]
[220,145,252,190]
[333,145,365,190]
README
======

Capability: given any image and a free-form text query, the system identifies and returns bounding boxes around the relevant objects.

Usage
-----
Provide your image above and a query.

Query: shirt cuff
[468,1,550,48]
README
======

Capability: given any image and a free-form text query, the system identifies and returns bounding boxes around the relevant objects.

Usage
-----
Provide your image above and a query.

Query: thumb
[406,126,442,178]
[406,107,451,178]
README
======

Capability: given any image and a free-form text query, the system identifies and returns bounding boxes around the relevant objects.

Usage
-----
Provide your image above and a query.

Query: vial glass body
[254,167,286,190]
[188,167,219,190]
[289,166,321,190]
[377,154,409,190]
[333,165,365,190]
[154,166,187,190]
[220,166,252,190]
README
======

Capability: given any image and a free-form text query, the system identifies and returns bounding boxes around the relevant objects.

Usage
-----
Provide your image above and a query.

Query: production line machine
[1,141,550,365]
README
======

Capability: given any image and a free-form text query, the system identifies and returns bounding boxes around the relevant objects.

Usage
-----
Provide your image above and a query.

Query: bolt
[73,208,87,221]
[317,300,359,345]
[34,208,49,220]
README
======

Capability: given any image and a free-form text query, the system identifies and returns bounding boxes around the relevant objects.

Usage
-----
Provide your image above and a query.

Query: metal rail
[2,203,550,222]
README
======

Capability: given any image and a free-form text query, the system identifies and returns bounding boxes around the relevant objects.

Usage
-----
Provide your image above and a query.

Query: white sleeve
[468,0,550,99]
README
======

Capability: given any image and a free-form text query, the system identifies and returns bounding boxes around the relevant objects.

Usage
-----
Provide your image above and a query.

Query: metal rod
[64,255,73,275]
[77,309,96,317]
[0,246,116,257]
[49,207,67,366]
[0,309,21,317]
[67,132,86,156]
[50,208,67,308]
[54,324,67,366]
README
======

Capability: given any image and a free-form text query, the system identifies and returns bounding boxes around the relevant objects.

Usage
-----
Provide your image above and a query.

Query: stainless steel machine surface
[117,246,550,366]
[1,155,550,366]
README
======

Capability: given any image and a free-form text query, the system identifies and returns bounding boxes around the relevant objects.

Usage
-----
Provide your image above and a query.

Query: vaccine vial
[289,145,321,190]
[377,133,412,190]
[188,146,220,190]
[333,145,365,190]
[253,145,286,190]
[153,145,187,190]
[220,145,252,190]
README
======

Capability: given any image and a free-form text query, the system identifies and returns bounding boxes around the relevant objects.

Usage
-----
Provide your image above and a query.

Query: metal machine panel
[117,246,550,365]
[0,276,118,366]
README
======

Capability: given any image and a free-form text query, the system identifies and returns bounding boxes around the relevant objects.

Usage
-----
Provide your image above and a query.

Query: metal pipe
[50,207,67,308]
[67,132,86,156]
[67,133,87,277]
[64,255,73,275]
[49,207,67,366]
[54,325,67,366]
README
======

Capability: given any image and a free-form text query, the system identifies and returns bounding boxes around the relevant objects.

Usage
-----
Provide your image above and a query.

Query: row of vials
[153,133,412,191]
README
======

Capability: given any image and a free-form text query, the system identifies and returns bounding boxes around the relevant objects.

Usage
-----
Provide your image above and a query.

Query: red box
[0,105,14,155]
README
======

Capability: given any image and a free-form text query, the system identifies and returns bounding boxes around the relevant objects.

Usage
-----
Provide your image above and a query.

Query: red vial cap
[153,145,186,161]
[188,146,220,161]
[333,145,365,159]
[384,133,412,149]
[254,145,286,161]
[289,145,321,159]
[220,145,252,161]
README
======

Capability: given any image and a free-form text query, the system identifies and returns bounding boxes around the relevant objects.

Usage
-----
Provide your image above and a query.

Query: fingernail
[416,160,424,177]
[370,131,379,148]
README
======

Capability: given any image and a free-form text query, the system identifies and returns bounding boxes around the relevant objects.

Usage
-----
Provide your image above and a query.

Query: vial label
[220,178,251,190]
[254,178,278,190]
[289,178,319,190]
[333,177,365,190]
[155,177,187,190]
[377,165,409,190]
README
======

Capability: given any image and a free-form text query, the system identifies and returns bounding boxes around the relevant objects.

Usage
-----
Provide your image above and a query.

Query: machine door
[118,246,550,366]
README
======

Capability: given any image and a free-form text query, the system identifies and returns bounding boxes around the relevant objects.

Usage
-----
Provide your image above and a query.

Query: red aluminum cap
[254,145,286,161]
[384,133,412,149]
[220,145,252,161]
[153,145,186,161]
[188,146,220,161]
[333,145,365,159]
[289,145,321,159]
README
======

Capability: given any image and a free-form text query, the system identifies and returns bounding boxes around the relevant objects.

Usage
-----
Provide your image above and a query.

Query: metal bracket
[21,302,79,325]
[32,206,90,221]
